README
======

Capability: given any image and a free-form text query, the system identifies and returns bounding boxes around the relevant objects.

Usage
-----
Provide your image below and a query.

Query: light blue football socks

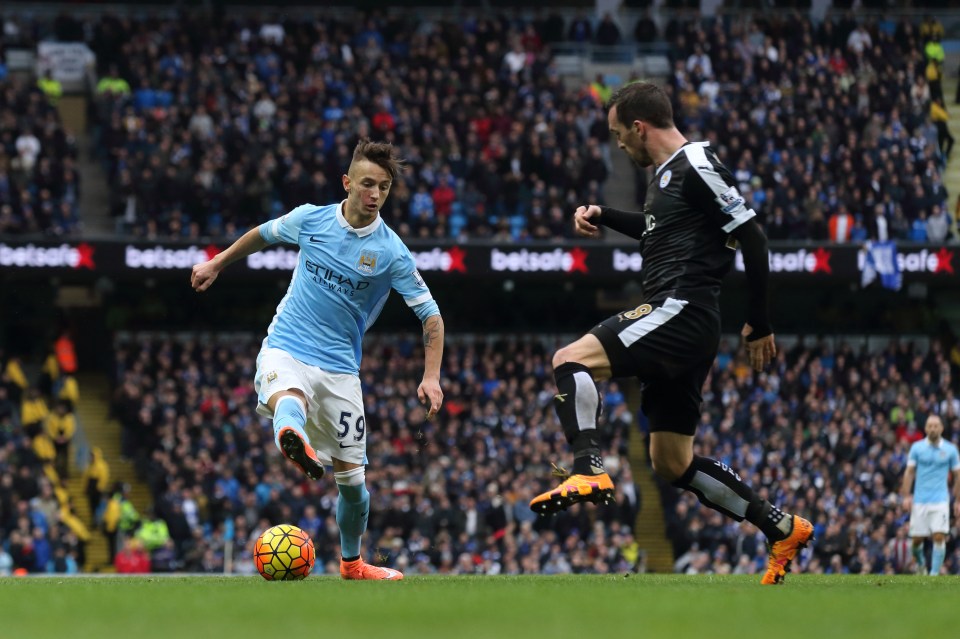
[273,396,307,449]
[335,467,369,560]
[912,544,926,572]
[931,541,946,576]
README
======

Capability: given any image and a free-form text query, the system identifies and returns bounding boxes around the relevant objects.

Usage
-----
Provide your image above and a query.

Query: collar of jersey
[336,200,382,237]
[655,141,708,175]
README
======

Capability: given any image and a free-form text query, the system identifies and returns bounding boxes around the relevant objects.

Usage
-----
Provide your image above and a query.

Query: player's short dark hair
[352,138,404,182]
[607,82,674,130]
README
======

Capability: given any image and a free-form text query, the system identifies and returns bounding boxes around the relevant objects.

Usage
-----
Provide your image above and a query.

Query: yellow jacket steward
[83,447,111,492]
[46,412,76,441]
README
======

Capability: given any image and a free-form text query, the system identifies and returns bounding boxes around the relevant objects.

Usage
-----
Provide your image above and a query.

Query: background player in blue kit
[901,415,960,575]
[191,139,444,580]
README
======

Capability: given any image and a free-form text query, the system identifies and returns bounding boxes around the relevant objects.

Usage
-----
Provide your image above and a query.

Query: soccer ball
[254,524,316,581]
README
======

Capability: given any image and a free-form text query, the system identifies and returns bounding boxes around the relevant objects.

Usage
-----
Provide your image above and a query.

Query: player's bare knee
[552,347,576,370]
[284,388,307,401]
[268,388,306,411]
[332,458,362,474]
[650,453,687,482]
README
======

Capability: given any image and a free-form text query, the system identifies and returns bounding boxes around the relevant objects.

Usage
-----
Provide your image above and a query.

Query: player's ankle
[571,433,605,476]
[572,452,605,476]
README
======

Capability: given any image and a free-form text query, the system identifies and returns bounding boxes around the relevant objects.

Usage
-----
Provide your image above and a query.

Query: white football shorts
[909,502,950,537]
[255,346,366,466]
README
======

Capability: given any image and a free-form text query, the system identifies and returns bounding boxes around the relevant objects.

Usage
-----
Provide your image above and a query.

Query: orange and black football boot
[529,463,615,515]
[277,427,325,481]
[761,515,814,585]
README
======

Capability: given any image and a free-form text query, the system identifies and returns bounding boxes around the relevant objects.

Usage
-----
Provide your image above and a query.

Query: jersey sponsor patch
[413,269,426,288]
[716,185,745,213]
[356,250,379,275]
[659,170,672,189]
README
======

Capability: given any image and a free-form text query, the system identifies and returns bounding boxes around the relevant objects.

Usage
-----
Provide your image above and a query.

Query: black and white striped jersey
[634,141,756,307]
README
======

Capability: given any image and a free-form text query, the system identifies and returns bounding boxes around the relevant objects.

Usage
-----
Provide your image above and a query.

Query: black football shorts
[589,297,720,436]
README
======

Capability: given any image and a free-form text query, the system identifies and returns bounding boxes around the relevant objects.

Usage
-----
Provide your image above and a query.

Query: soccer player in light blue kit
[191,140,444,580]
[901,415,960,575]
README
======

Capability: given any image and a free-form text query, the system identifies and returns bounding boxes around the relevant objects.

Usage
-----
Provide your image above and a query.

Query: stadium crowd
[0,75,81,236]
[4,10,955,244]
[4,327,960,576]
[109,334,640,575]
[85,11,610,241]
[96,331,960,576]
[0,334,90,576]
[662,12,957,243]
[662,334,960,576]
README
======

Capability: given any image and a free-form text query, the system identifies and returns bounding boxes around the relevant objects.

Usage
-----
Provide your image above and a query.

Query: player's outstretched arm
[191,226,269,292]
[574,204,648,240]
[732,219,775,371]
[418,314,445,419]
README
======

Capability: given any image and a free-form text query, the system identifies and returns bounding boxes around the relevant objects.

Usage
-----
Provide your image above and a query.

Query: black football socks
[553,362,605,476]
[673,456,793,541]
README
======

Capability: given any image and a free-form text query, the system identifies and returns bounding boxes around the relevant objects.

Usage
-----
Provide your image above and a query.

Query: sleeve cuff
[412,299,440,321]
[258,220,280,244]
[405,292,433,307]
[722,209,756,233]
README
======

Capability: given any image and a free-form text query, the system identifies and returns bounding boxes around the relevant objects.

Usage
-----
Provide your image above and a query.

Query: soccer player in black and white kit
[529,82,813,585]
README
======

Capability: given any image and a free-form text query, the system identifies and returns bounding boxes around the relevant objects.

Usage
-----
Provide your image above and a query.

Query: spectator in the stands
[595,14,622,46]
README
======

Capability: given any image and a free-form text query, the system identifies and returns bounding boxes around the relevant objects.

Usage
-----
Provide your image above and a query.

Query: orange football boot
[761,515,814,585]
[278,427,325,480]
[530,464,615,515]
[340,557,404,580]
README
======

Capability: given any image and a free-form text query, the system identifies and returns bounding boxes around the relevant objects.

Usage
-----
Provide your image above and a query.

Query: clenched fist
[191,260,221,292]
[573,205,602,238]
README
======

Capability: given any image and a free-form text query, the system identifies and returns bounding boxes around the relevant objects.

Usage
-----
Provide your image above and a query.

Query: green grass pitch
[2,574,956,639]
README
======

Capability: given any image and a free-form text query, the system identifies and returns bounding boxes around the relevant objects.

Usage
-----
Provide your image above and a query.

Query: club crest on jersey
[356,250,379,275]
[266,371,278,384]
[659,170,672,189]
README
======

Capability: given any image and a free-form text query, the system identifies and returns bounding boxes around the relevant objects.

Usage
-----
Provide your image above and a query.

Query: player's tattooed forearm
[423,316,443,348]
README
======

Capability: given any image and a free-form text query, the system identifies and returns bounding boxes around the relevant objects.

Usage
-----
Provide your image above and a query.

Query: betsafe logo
[895,248,954,274]
[125,245,220,269]
[854,247,955,275]
[247,247,298,270]
[0,242,95,269]
[490,248,588,273]
[617,248,833,274]
[410,247,467,272]
[734,248,833,274]
[613,249,643,272]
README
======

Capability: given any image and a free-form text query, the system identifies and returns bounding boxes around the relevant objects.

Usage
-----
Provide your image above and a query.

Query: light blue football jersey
[907,438,960,504]
[257,201,439,374]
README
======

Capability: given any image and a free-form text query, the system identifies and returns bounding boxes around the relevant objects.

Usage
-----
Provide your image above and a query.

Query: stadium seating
[107,334,638,575]
[87,13,611,241]
[3,12,954,243]
[4,327,959,575]
[663,13,954,243]
[0,77,81,235]
[2,8,960,578]
[0,343,88,575]
[70,333,960,575]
